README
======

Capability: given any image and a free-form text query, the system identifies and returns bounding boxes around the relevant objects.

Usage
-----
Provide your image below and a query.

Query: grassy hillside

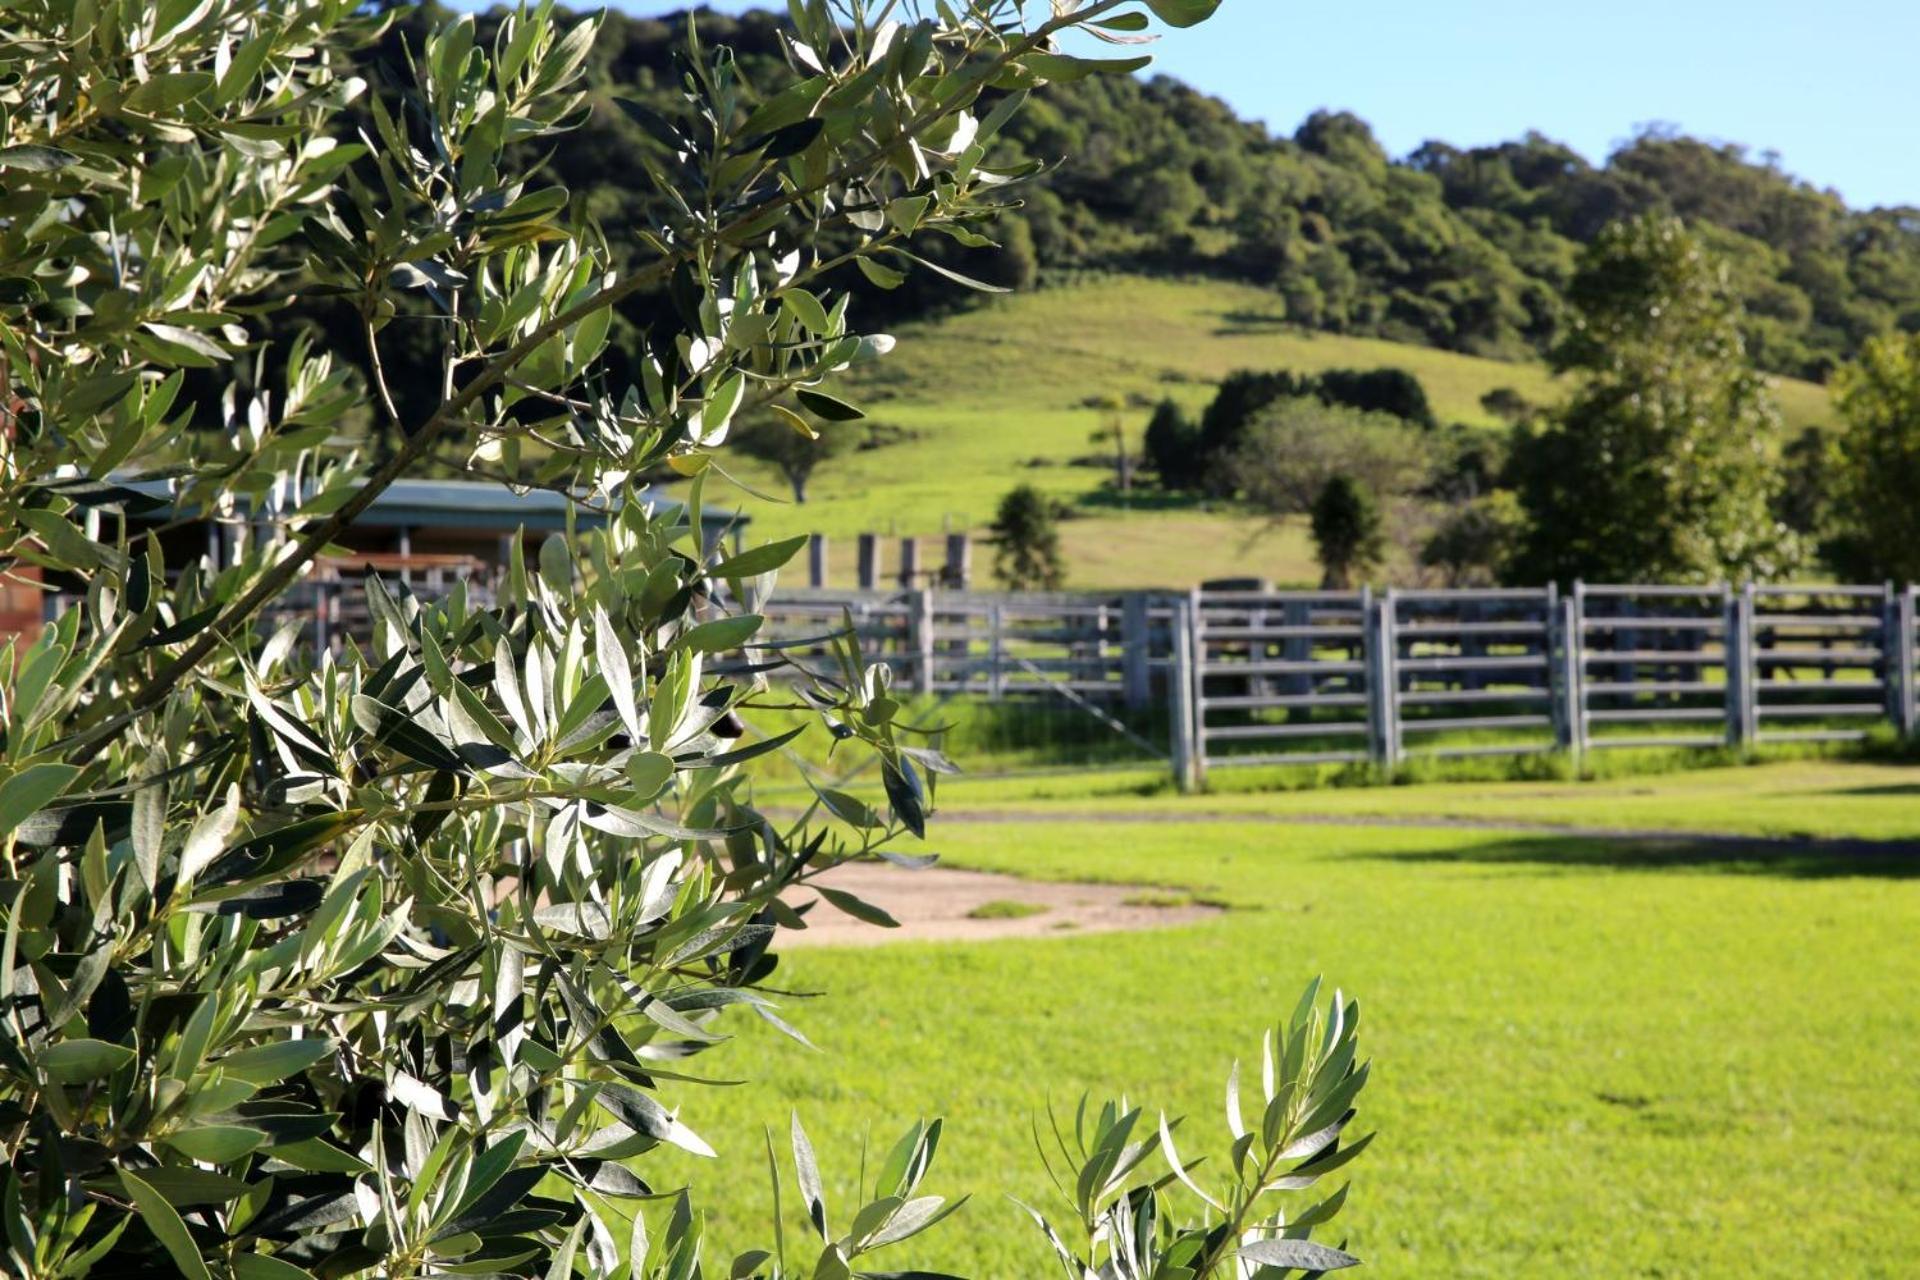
[689,277,1832,590]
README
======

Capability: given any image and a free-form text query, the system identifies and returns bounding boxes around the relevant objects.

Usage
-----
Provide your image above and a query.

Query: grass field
[645,759,1920,1277]
[682,276,1834,590]
[937,756,1920,842]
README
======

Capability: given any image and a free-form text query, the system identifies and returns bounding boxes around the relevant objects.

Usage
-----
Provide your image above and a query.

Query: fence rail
[225,573,1920,790]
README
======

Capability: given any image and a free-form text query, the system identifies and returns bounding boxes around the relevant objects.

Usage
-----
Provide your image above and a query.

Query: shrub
[1194,367,1434,494]
[1422,489,1528,586]
[1228,399,1435,516]
[989,484,1068,591]
[1144,397,1204,489]
[1310,475,1386,589]
[1316,366,1436,429]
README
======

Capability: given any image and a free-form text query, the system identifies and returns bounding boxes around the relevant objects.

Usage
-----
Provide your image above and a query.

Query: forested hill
[386,4,1920,381]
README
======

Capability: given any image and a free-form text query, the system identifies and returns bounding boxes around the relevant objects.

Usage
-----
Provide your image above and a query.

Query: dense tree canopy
[310,5,1920,413]
[1828,333,1920,583]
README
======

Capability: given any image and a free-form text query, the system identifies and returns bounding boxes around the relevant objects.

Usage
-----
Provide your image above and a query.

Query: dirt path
[782,862,1223,948]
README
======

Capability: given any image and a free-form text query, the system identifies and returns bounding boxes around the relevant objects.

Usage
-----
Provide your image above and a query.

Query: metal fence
[239,573,1920,788]
[755,588,1180,705]
[1180,580,1917,788]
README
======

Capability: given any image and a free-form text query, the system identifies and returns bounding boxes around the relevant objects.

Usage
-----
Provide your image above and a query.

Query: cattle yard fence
[233,574,1920,789]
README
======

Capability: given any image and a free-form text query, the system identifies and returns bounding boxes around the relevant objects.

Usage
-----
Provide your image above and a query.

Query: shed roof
[125,476,744,536]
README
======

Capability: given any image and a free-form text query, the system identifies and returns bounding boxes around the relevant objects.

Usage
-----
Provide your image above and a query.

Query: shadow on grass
[1826,783,1920,798]
[1209,309,1292,337]
[1069,488,1212,514]
[1364,833,1920,880]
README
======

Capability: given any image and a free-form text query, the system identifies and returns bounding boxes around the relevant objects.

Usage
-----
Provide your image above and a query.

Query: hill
[332,7,1857,588]
[354,6,1920,387]
[694,276,1831,589]
[499,4,1920,381]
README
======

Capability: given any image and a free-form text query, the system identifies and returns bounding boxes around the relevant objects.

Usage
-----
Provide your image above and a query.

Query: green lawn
[646,761,1920,1277]
[679,276,1833,590]
[938,757,1920,842]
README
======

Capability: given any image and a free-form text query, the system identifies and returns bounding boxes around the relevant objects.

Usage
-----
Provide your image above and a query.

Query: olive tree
[0,0,1374,1275]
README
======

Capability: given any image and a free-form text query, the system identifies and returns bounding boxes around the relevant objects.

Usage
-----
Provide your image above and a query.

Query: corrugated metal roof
[121,476,744,535]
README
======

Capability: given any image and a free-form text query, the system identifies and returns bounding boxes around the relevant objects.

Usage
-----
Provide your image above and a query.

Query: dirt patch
[781,862,1224,948]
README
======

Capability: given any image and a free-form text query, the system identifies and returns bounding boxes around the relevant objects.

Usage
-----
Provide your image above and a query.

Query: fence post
[1888,584,1916,736]
[988,602,1006,698]
[1365,592,1401,768]
[1122,592,1152,711]
[1555,595,1584,767]
[1169,592,1201,792]
[1724,583,1757,748]
[909,588,935,696]
[807,534,828,588]
[943,533,971,588]
[898,537,920,589]
[1283,598,1309,704]
[857,534,879,591]
[1907,587,1919,737]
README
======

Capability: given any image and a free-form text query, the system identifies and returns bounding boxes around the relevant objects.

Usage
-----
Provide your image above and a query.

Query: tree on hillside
[314,8,1920,384]
[1422,490,1527,586]
[1827,333,1920,582]
[1144,396,1203,488]
[1480,386,1535,425]
[1506,215,1799,584]
[990,484,1067,590]
[732,414,867,504]
[1317,366,1436,428]
[1310,474,1386,589]
[1774,424,1845,559]
[1228,398,1435,515]
[1194,367,1437,494]
[0,1,1378,1275]
[1196,369,1313,490]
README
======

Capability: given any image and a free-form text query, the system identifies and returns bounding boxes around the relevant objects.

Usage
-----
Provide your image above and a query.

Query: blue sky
[600,1,1920,209]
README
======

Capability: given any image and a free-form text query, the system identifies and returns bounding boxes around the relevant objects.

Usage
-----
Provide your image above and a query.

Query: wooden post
[943,533,971,589]
[808,534,828,588]
[857,534,879,591]
[1888,584,1916,736]
[898,537,919,589]
[1169,592,1201,792]
[910,588,935,696]
[1122,593,1152,711]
